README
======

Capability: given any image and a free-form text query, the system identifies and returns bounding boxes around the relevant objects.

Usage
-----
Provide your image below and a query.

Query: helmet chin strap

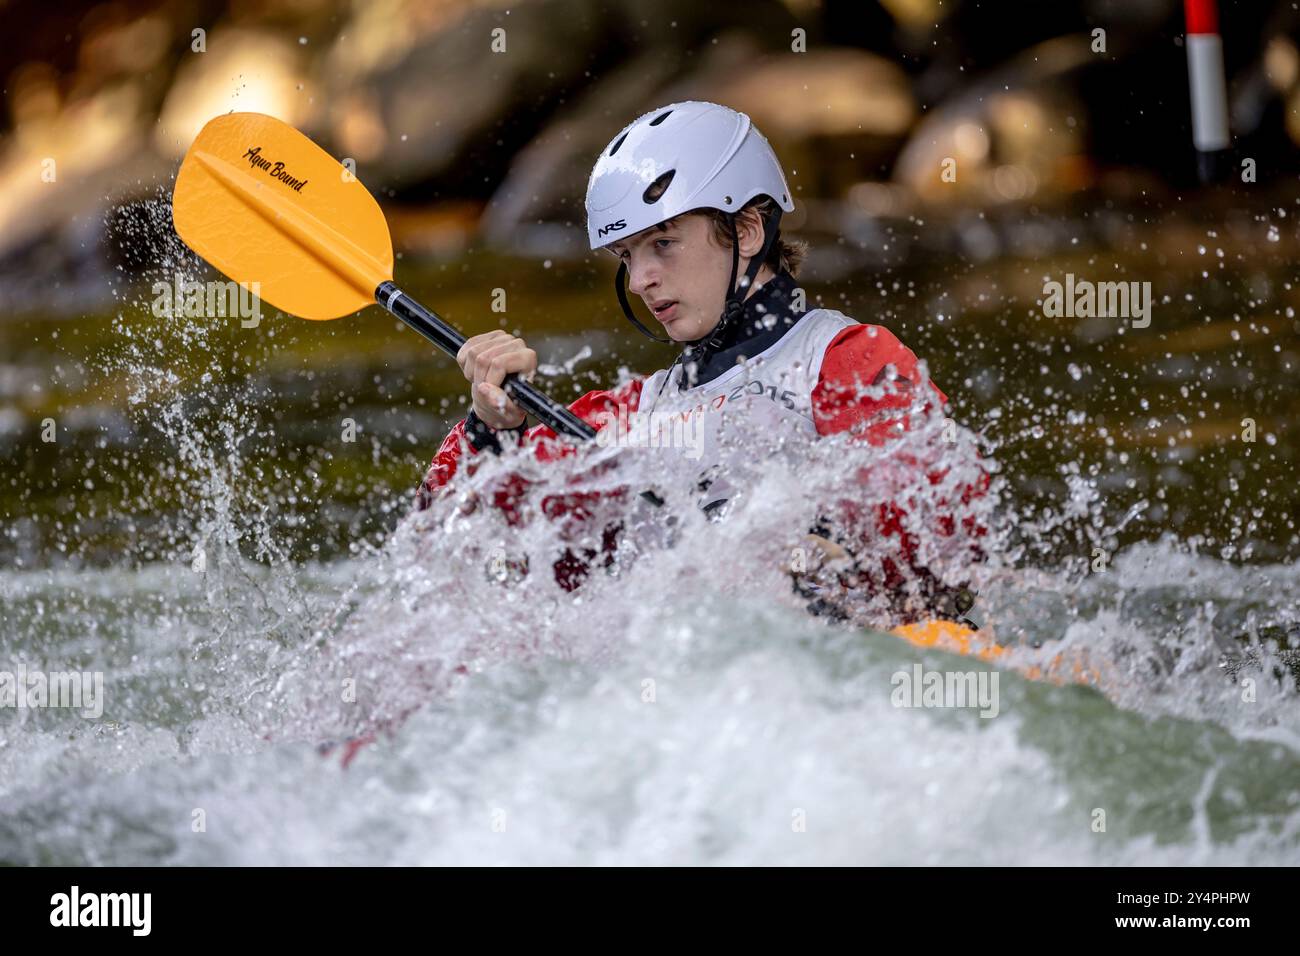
[678,205,785,388]
[615,204,786,404]
[614,262,674,344]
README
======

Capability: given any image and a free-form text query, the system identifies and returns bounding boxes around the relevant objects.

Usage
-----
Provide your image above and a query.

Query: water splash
[2,195,1298,865]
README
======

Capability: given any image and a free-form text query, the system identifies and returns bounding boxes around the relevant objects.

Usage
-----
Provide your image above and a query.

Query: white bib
[616,308,858,508]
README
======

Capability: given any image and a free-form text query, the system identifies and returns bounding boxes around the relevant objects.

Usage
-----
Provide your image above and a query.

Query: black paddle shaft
[375,281,597,441]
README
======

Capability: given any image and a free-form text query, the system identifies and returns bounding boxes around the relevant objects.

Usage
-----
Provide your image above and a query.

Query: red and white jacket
[418,295,987,593]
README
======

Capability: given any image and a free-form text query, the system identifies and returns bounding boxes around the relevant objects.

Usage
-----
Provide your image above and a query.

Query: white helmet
[586,101,794,250]
[586,101,796,345]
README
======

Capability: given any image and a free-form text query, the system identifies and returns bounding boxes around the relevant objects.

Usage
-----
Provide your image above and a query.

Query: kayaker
[418,101,987,618]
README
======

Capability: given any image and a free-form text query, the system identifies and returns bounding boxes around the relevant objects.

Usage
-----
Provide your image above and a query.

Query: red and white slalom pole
[1185,0,1231,182]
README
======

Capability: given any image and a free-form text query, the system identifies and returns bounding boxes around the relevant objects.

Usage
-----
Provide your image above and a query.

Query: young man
[419,101,985,615]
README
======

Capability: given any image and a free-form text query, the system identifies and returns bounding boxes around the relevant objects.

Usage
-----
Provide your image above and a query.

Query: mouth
[651,300,679,323]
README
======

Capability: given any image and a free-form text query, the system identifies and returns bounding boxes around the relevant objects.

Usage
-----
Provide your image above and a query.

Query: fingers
[459,332,537,430]
[456,330,510,377]
[475,343,538,390]
[457,332,537,388]
[473,380,525,428]
[473,379,527,430]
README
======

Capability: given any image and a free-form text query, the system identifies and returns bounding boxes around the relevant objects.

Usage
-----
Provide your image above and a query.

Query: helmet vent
[643,169,675,204]
[608,132,629,156]
[648,110,673,126]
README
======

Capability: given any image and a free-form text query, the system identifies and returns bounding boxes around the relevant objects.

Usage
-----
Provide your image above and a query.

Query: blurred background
[2,0,1298,568]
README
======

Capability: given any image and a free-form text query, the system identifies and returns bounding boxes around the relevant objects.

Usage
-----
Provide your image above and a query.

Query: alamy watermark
[1042,273,1151,328]
[891,663,1000,718]
[1,664,104,719]
[50,886,150,935]
[151,273,263,328]
[592,403,705,460]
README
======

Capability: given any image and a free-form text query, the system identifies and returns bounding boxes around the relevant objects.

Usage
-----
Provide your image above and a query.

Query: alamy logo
[1042,273,1151,328]
[152,273,263,328]
[891,663,1000,718]
[50,886,151,936]
[1,664,104,719]
[593,403,704,460]
[598,219,627,237]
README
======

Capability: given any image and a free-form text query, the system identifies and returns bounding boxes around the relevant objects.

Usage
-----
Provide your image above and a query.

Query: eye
[654,238,674,251]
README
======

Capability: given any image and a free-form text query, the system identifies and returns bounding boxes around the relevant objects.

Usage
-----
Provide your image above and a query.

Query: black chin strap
[614,204,786,404]
[678,205,785,389]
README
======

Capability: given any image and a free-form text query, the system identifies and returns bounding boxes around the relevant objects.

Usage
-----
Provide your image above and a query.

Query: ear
[735,207,767,259]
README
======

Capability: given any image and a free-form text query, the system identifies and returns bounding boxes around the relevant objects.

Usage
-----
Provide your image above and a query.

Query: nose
[626,254,658,298]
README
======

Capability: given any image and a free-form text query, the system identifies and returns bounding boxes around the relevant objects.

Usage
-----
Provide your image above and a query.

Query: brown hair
[656,197,807,278]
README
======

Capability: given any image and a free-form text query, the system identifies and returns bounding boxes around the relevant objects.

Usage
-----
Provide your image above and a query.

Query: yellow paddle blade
[172,112,394,320]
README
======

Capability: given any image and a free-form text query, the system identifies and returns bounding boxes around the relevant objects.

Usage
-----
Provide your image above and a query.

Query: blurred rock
[321,0,800,199]
[893,36,1093,206]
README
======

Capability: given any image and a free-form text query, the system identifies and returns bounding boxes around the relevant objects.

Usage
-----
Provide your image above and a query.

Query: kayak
[891,619,1103,687]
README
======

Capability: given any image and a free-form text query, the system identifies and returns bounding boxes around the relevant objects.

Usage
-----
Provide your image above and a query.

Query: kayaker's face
[610,210,772,342]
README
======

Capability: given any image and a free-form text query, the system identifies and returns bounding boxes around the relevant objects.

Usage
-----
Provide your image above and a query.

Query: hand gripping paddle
[171,112,595,441]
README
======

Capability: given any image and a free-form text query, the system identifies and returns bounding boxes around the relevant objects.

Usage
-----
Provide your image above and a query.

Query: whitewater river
[1,197,1298,864]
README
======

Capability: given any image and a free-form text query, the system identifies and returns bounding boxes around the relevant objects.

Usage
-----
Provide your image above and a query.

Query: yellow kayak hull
[890,620,1102,687]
